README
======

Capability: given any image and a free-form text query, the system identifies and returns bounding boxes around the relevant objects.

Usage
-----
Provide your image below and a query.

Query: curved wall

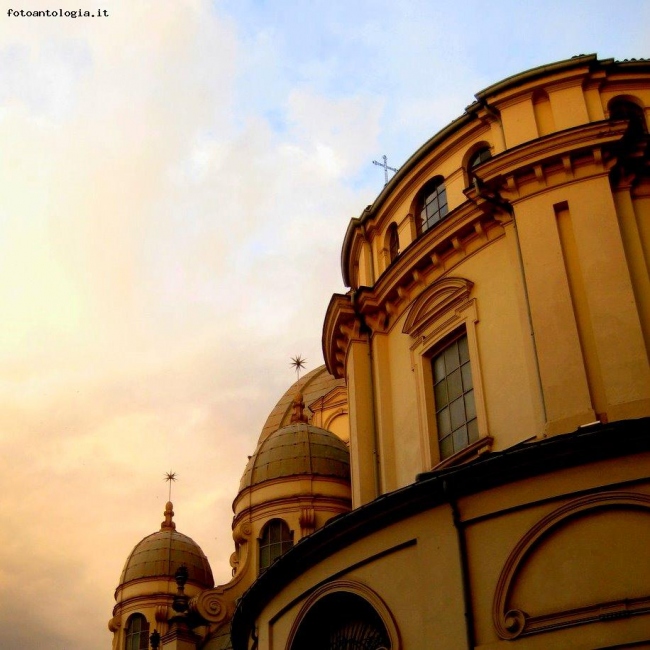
[324,55,650,506]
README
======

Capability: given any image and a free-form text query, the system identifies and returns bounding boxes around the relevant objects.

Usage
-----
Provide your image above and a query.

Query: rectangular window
[432,333,478,460]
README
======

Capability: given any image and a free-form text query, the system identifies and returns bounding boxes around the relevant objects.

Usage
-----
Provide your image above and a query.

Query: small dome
[118,502,214,589]
[239,422,350,492]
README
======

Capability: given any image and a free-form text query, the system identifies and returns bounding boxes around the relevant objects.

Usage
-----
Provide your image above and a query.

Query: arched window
[125,614,149,650]
[259,519,293,573]
[468,146,491,172]
[416,176,448,235]
[291,592,391,650]
[609,98,647,136]
[387,223,399,263]
[467,146,492,186]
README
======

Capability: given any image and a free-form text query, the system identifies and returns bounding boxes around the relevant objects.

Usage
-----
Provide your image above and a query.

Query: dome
[118,502,214,589]
[239,422,350,492]
[258,365,345,443]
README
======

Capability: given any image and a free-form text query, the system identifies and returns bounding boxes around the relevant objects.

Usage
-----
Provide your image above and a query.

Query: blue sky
[0,1,647,647]
[217,0,649,184]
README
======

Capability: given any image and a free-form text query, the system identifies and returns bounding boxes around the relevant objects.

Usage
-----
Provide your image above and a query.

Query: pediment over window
[309,386,348,413]
[402,277,474,338]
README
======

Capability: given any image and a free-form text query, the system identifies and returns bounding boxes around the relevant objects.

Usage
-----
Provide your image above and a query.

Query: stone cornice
[472,120,628,199]
[232,484,351,528]
[322,293,361,378]
[324,204,503,379]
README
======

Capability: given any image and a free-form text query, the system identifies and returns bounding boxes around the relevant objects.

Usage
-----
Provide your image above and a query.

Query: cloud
[0,7,379,644]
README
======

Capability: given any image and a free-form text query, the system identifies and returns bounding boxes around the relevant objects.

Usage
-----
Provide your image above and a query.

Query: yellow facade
[112,54,650,650]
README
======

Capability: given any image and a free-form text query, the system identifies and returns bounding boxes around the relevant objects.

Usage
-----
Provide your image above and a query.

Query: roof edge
[231,417,650,649]
[474,53,598,101]
[339,53,648,288]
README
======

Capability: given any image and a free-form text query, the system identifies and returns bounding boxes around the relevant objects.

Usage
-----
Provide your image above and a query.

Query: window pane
[465,389,476,420]
[450,397,466,430]
[470,147,492,169]
[433,356,446,382]
[468,418,479,443]
[461,362,473,391]
[447,369,462,401]
[440,435,454,459]
[260,546,269,569]
[437,407,451,437]
[270,522,281,544]
[434,379,448,408]
[458,336,470,363]
[444,344,460,371]
[453,425,468,451]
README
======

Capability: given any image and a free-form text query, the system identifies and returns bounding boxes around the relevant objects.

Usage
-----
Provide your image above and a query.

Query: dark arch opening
[387,223,399,263]
[609,97,647,137]
[291,592,391,650]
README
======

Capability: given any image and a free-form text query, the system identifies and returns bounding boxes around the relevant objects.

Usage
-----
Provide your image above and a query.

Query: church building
[109,54,650,650]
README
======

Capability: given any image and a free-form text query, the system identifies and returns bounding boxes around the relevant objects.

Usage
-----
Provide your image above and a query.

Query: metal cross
[372,154,398,186]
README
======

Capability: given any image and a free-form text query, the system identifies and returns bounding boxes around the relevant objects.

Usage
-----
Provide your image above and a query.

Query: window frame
[124,613,149,650]
[404,278,490,469]
[467,146,492,185]
[463,142,493,188]
[258,518,293,574]
[431,331,479,460]
[415,176,448,235]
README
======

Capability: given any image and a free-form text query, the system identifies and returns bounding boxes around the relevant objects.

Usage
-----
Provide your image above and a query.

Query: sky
[0,1,647,647]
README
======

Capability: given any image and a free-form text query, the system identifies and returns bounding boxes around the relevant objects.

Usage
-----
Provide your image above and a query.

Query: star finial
[290,355,307,381]
[164,471,177,501]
